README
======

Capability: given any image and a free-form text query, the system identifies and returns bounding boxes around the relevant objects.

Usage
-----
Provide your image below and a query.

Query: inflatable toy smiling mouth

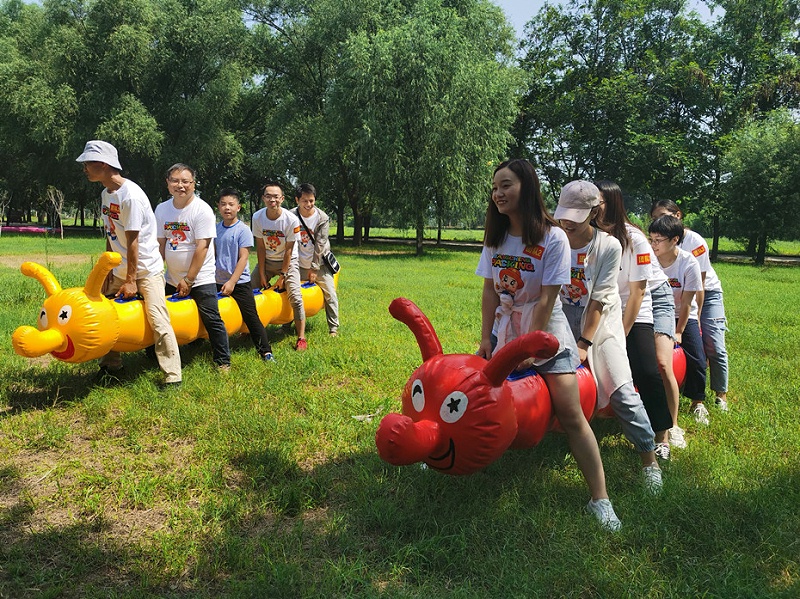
[51,335,75,360]
[428,438,456,471]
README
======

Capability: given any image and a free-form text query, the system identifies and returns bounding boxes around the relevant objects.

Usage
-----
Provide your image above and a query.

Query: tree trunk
[415,214,424,256]
[437,215,443,245]
[755,231,767,266]
[337,203,345,244]
[711,214,719,261]
[363,213,371,242]
[746,234,757,257]
[352,209,363,246]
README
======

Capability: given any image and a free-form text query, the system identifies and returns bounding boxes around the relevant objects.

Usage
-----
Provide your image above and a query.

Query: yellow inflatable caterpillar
[11,251,338,363]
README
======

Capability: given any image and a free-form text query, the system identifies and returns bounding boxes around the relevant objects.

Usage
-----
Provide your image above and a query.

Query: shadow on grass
[2,341,221,417]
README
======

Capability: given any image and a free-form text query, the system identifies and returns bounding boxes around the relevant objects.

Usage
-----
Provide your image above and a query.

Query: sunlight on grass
[0,235,799,597]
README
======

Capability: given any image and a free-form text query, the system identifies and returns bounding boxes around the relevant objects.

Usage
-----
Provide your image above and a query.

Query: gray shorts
[491,334,579,376]
[651,281,675,338]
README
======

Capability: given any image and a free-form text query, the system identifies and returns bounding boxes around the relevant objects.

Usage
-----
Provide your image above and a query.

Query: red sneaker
[295,338,308,351]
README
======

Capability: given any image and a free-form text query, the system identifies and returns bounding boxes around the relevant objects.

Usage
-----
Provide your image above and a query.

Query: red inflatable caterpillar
[375,298,686,475]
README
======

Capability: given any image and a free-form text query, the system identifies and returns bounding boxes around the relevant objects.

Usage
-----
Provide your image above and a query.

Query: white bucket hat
[75,140,123,171]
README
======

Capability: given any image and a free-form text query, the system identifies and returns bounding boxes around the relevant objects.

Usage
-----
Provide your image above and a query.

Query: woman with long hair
[594,181,684,454]
[476,159,621,531]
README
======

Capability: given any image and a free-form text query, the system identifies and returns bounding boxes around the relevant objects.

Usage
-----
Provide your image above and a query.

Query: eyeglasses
[649,236,669,245]
[168,178,194,186]
[262,194,282,200]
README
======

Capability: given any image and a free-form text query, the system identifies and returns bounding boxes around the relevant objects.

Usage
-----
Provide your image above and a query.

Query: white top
[155,195,217,287]
[251,207,300,263]
[101,179,163,279]
[294,209,321,270]
[559,240,591,309]
[476,227,574,365]
[576,229,632,406]
[660,248,703,320]
[680,229,722,292]
[618,224,654,325]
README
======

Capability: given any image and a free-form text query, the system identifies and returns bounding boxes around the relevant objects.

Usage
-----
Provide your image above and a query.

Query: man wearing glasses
[155,163,231,371]
[252,181,308,350]
[76,140,182,387]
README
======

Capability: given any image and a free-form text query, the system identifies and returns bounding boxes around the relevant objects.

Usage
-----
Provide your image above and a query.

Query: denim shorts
[650,281,675,338]
[491,333,579,376]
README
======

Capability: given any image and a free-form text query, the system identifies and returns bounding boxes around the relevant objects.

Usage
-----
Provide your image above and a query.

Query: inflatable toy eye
[439,391,468,424]
[57,305,73,325]
[38,308,48,329]
[411,379,425,412]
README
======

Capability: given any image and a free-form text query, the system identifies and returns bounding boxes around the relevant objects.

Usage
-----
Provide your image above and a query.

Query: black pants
[626,323,673,432]
[166,282,231,367]
[218,281,272,357]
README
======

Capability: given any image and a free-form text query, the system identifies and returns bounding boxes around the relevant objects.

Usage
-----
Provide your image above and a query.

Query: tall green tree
[333,0,520,254]
[720,109,800,265]
[513,0,710,207]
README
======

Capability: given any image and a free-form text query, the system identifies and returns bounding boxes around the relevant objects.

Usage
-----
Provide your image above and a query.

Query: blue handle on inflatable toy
[112,294,144,303]
[167,294,193,302]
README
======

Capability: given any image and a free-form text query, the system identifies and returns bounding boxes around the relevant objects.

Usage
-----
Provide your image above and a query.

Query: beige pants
[100,273,182,383]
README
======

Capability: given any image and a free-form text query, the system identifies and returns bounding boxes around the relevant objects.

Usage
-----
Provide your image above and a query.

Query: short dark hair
[166,163,196,180]
[648,215,684,244]
[260,180,283,196]
[295,183,317,199]
[218,187,240,202]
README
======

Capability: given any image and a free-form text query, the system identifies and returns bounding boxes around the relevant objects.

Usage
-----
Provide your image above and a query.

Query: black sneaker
[96,365,124,386]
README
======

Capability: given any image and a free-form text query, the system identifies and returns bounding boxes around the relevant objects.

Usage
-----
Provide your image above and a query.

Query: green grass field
[1,234,799,598]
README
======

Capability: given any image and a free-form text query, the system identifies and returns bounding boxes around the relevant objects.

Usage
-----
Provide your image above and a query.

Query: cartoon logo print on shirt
[261,229,285,252]
[491,254,535,272]
[497,268,524,296]
[299,229,311,246]
[560,266,587,306]
[668,277,682,289]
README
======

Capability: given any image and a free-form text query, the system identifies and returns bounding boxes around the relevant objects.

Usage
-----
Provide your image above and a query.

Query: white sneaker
[715,396,729,412]
[691,402,710,426]
[642,464,663,495]
[654,442,671,461]
[586,498,622,532]
[669,426,687,449]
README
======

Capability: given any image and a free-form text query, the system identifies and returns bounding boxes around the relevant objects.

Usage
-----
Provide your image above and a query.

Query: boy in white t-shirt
[649,215,709,425]
[251,181,307,350]
[155,164,231,370]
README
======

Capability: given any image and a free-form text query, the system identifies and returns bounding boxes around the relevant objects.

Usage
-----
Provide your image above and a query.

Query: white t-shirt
[476,227,573,359]
[618,224,655,325]
[660,248,703,321]
[295,209,321,270]
[101,179,163,279]
[154,196,217,287]
[559,241,591,309]
[251,207,300,263]
[680,229,722,292]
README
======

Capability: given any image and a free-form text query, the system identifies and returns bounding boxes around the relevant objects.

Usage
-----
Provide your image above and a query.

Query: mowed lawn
[0,233,798,598]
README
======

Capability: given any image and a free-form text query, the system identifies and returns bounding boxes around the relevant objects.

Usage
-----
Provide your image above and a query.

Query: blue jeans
[167,282,231,367]
[610,382,656,454]
[700,289,728,394]
[680,318,706,402]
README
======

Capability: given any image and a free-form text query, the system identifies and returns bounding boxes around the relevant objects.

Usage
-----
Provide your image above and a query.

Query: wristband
[578,336,593,347]
[183,276,194,286]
